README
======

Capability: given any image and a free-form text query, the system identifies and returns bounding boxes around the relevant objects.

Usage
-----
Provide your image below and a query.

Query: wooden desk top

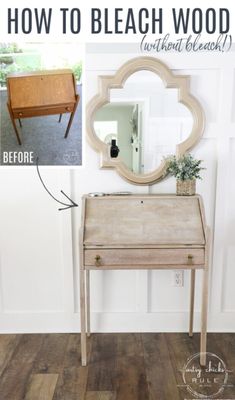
[7,69,73,78]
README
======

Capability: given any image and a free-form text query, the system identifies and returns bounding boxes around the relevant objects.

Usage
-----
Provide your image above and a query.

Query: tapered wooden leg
[200,228,210,367]
[80,268,87,366]
[200,265,209,366]
[64,94,80,138]
[58,114,62,123]
[86,270,91,337]
[189,269,196,337]
[7,103,22,145]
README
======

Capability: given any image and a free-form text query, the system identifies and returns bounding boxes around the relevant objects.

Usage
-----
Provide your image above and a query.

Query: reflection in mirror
[94,70,193,174]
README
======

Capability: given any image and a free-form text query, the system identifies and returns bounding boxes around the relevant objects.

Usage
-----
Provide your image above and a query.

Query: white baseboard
[0,311,234,333]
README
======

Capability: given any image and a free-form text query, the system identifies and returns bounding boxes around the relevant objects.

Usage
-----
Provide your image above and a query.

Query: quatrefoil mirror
[86,57,205,185]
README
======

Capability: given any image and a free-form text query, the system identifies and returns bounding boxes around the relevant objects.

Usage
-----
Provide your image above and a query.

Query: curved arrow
[36,157,78,211]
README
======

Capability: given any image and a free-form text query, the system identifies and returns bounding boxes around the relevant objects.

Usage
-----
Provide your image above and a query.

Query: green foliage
[0,43,23,54]
[0,54,42,87]
[72,62,82,82]
[0,56,14,65]
[15,54,41,70]
[165,154,205,181]
[0,64,21,87]
[0,43,83,87]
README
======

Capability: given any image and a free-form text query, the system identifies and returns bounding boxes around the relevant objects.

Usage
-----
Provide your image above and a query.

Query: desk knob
[66,107,70,111]
[188,254,194,264]
[18,112,23,117]
[95,255,101,267]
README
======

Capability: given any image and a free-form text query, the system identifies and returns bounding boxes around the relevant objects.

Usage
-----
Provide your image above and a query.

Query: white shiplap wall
[0,45,234,333]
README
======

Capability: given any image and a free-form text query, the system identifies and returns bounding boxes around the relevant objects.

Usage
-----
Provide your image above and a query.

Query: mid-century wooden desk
[80,194,210,366]
[7,69,79,145]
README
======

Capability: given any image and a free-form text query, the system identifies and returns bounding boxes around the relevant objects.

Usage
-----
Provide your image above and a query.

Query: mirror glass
[93,70,193,174]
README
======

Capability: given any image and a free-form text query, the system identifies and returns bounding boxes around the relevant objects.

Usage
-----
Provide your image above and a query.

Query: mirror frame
[86,56,205,185]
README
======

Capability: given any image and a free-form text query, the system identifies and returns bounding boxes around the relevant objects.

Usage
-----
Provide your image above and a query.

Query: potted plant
[165,153,204,196]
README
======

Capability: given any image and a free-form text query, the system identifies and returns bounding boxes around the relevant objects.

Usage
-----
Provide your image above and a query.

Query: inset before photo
[0,42,83,166]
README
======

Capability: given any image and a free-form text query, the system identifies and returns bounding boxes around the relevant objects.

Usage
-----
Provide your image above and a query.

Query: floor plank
[24,374,58,400]
[53,334,90,400]
[87,334,117,392]
[85,391,116,400]
[0,334,43,400]
[142,333,182,400]
[0,333,234,400]
[0,334,21,377]
[164,332,200,398]
[115,333,149,400]
[31,333,69,374]
[208,333,235,399]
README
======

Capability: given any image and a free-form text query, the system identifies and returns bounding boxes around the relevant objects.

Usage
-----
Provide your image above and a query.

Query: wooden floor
[0,333,234,400]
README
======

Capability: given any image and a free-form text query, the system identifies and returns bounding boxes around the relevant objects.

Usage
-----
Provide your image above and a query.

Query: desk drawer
[12,103,75,119]
[84,248,205,269]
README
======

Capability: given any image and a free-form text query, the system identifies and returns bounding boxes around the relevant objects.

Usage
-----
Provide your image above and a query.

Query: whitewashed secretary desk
[81,56,209,367]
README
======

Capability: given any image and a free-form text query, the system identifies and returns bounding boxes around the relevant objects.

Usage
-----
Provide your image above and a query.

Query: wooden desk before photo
[6,69,80,145]
[80,194,210,367]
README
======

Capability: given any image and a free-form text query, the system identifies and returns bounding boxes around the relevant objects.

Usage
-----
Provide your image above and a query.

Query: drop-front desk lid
[7,69,76,109]
[82,194,206,248]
